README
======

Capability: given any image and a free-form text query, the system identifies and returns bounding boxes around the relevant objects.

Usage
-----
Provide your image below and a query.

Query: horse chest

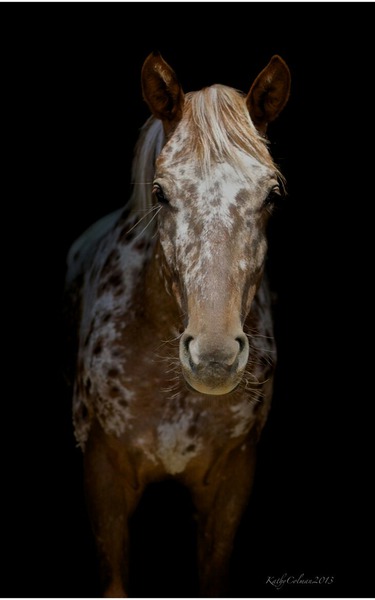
[103,373,259,476]
[154,401,257,475]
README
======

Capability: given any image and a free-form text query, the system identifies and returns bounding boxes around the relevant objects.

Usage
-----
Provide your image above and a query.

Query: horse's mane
[184,85,278,176]
[129,117,165,213]
[131,85,280,214]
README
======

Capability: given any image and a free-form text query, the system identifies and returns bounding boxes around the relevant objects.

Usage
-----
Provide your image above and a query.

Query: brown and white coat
[64,52,290,597]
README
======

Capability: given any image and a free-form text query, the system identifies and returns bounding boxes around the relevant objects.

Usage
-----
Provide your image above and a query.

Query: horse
[64,51,290,597]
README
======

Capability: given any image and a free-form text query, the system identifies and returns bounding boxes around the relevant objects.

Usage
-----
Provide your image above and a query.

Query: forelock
[179,85,280,178]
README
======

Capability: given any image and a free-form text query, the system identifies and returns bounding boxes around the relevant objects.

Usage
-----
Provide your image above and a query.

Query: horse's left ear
[141,52,184,131]
[246,55,291,135]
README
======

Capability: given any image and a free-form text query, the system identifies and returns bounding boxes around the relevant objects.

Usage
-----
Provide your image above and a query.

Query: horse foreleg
[83,424,141,598]
[192,443,257,597]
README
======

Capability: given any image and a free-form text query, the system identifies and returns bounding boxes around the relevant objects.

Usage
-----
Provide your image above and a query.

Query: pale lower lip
[182,374,240,396]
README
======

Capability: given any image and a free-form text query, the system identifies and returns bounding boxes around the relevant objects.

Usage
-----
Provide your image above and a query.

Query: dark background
[1,3,373,598]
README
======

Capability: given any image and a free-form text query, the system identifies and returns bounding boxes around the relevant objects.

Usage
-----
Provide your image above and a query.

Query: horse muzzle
[179,331,249,395]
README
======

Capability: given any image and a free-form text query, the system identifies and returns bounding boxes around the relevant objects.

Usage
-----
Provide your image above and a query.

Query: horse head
[142,52,290,395]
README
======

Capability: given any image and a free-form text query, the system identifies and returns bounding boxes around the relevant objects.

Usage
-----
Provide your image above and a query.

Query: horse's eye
[153,184,169,205]
[264,185,281,207]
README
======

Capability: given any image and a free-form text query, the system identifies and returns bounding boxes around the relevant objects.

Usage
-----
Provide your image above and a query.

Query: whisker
[133,206,162,241]
[248,342,277,356]
[135,205,158,213]
[125,205,160,235]
[244,325,275,339]
[159,332,183,345]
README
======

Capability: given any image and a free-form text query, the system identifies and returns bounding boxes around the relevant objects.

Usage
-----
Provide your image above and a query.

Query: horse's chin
[182,372,242,396]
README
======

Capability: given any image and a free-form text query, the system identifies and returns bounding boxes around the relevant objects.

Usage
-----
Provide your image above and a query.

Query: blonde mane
[130,116,165,213]
[183,85,279,176]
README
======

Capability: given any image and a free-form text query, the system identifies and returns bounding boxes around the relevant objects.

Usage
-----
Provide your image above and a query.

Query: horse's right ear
[246,55,291,135]
[141,52,184,130]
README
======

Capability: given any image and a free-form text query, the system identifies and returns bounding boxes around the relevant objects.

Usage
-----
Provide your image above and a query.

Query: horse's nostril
[236,335,247,354]
[181,333,248,373]
[183,335,194,353]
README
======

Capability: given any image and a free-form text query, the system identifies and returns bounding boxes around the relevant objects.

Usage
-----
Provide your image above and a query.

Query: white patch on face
[156,149,273,298]
[156,411,201,475]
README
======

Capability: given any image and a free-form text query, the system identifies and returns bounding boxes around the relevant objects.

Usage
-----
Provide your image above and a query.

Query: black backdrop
[1,3,373,598]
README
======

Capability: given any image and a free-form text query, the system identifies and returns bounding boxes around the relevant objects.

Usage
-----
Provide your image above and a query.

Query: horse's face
[142,53,290,395]
[154,150,278,395]
[154,148,278,394]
